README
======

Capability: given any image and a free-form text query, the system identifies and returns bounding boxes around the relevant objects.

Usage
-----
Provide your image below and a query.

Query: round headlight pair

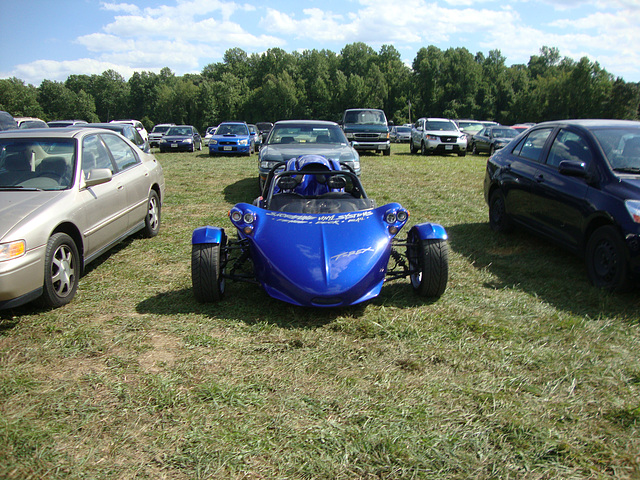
[385,210,408,224]
[230,211,254,224]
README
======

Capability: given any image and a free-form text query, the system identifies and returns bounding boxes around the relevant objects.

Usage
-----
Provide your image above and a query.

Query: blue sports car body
[191,155,449,307]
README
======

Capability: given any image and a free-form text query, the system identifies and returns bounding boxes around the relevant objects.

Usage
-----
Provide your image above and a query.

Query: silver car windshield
[592,128,640,173]
[268,125,348,145]
[0,139,75,190]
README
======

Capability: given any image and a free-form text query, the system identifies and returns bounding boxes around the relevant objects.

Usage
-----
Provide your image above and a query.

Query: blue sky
[2,0,639,86]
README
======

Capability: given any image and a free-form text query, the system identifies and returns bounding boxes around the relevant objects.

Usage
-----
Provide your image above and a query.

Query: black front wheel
[142,190,161,238]
[409,237,449,298]
[42,233,80,308]
[192,242,225,302]
[489,189,512,233]
[586,226,631,291]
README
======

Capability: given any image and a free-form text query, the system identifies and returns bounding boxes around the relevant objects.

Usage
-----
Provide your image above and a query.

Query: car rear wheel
[421,142,429,156]
[142,190,161,238]
[192,242,225,302]
[409,237,449,298]
[489,145,495,156]
[489,189,512,233]
[586,226,631,291]
[472,142,478,155]
[410,139,417,154]
[42,233,80,308]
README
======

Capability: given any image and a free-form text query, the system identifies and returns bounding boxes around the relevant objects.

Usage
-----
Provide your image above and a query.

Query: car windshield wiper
[613,167,640,174]
[0,185,43,191]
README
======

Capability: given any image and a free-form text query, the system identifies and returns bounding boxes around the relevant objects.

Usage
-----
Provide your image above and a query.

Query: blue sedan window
[512,128,552,162]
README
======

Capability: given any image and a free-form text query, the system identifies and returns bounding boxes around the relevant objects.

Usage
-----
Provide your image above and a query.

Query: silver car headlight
[185,138,193,143]
[210,139,218,145]
[0,240,26,261]
[239,139,248,146]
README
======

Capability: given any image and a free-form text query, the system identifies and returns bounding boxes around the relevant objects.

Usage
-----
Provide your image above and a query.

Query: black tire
[192,242,225,302]
[421,142,429,156]
[458,150,466,157]
[472,142,478,155]
[410,139,417,154]
[409,237,449,298]
[585,225,631,291]
[383,147,390,156]
[198,140,202,151]
[42,233,80,308]
[489,189,512,233]
[142,190,161,238]
[489,144,495,156]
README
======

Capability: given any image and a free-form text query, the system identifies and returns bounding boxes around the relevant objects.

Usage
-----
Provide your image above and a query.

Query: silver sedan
[0,127,165,309]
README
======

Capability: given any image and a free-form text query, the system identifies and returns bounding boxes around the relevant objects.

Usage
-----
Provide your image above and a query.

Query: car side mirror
[85,168,113,187]
[558,160,587,177]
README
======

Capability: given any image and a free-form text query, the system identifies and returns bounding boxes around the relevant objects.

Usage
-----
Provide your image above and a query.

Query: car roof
[534,119,640,130]
[0,126,122,139]
[273,120,338,127]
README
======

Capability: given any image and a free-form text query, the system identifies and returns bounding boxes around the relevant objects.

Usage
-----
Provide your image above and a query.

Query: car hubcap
[593,240,617,281]
[148,197,158,230]
[51,245,75,297]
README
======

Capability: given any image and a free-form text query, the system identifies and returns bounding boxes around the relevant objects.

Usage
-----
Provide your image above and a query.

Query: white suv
[410,117,467,156]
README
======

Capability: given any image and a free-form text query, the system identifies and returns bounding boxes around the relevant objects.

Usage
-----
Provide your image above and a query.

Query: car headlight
[345,133,354,139]
[0,240,26,261]
[210,139,217,145]
[383,208,409,235]
[185,138,193,143]
[380,132,389,140]
[625,200,640,223]
[239,139,248,146]
[426,134,438,141]
[260,160,279,169]
[159,138,167,144]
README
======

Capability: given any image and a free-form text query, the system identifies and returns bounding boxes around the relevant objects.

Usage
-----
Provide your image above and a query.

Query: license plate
[224,146,232,151]
[445,145,453,150]
[378,145,386,150]
[171,143,178,148]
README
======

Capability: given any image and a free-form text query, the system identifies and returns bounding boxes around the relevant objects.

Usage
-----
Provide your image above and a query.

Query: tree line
[1,43,639,133]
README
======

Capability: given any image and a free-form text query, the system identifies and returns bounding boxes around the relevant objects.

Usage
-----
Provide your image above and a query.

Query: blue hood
[231,202,406,307]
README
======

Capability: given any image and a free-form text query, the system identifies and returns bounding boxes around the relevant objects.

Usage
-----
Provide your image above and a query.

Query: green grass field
[1,144,639,479]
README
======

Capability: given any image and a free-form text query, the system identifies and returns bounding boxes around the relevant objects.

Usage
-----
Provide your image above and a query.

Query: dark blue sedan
[158,125,202,153]
[484,119,640,291]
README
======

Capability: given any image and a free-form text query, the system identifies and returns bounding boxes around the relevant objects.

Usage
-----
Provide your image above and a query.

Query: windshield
[396,127,411,134]
[425,121,457,131]
[593,128,640,173]
[343,110,386,125]
[215,124,248,136]
[0,138,76,190]
[152,125,172,134]
[267,125,348,145]
[493,128,519,138]
[167,127,192,136]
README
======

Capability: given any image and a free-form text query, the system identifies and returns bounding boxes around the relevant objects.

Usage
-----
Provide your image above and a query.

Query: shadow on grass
[447,221,640,321]
[223,176,260,205]
[136,280,372,329]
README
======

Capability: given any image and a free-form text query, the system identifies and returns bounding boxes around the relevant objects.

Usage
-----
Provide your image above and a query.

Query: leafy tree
[0,77,44,118]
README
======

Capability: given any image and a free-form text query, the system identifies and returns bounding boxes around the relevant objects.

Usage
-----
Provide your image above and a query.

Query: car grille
[219,140,238,146]
[354,133,380,140]
[439,136,457,143]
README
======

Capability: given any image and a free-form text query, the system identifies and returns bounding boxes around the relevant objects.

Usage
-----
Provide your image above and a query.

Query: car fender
[192,226,225,245]
[409,222,448,241]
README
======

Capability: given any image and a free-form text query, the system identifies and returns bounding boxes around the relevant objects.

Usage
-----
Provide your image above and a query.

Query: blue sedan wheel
[192,243,225,302]
[586,226,631,291]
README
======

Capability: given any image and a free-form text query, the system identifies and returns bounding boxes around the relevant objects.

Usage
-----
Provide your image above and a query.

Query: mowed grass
[1,143,639,479]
